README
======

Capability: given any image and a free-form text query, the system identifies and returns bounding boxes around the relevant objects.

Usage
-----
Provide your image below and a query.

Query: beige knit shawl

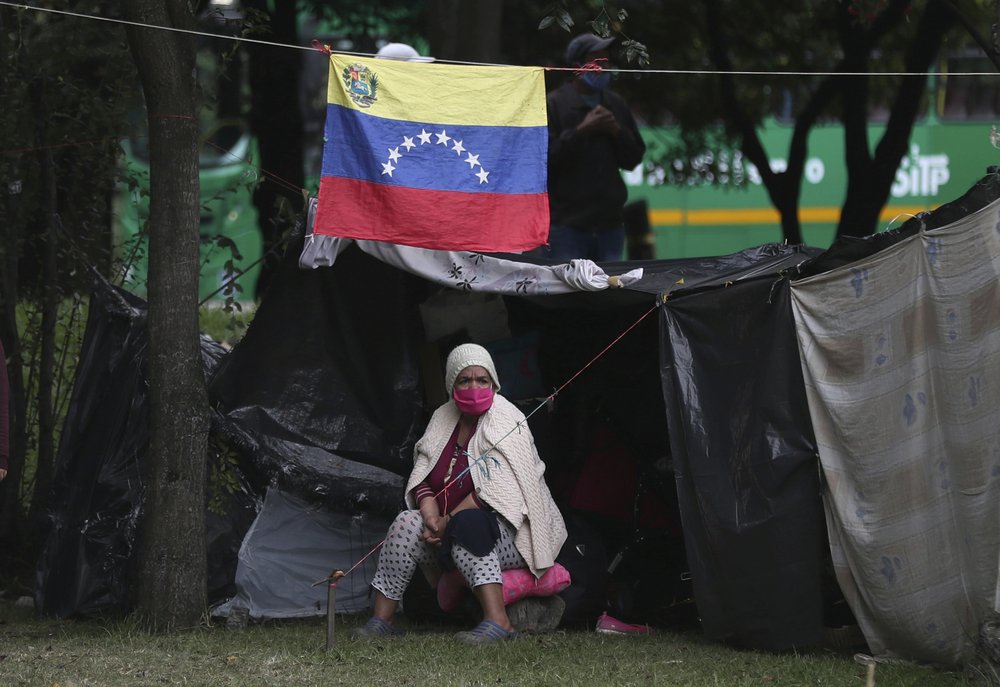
[405,394,568,577]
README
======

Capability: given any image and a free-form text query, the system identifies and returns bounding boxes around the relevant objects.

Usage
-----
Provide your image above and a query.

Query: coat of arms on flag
[313,53,549,253]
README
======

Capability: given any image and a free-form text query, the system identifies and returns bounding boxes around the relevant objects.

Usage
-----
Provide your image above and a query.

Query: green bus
[113,120,263,304]
[113,1,263,304]
[626,52,1000,259]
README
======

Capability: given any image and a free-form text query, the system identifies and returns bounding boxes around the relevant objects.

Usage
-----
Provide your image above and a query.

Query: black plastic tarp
[207,237,419,515]
[659,276,824,649]
[35,278,254,617]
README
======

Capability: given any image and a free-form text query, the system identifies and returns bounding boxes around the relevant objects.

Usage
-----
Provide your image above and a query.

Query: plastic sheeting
[213,488,393,619]
[790,180,1000,665]
[34,278,244,617]
[210,237,430,485]
[659,276,825,649]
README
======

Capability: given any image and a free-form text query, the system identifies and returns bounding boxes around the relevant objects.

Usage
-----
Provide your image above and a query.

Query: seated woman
[356,343,568,643]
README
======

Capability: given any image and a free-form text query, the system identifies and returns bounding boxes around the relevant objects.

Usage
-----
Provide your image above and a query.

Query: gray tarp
[213,487,395,619]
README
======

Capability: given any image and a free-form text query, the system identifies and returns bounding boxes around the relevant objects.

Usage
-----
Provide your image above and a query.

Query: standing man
[543,33,646,263]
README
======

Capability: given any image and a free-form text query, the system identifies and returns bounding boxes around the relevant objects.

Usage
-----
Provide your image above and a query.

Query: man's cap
[375,42,434,62]
[565,33,616,65]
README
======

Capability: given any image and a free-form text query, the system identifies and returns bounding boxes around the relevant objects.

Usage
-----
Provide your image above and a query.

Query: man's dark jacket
[546,81,646,230]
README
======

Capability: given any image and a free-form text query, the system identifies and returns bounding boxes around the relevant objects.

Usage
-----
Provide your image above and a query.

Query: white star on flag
[315,52,547,253]
[378,128,493,188]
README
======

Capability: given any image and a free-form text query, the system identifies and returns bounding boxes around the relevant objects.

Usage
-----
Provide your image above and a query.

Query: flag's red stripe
[315,176,549,252]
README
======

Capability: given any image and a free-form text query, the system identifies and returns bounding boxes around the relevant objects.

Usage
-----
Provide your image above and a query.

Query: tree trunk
[0,0,27,576]
[705,0,805,244]
[0,175,26,569]
[26,80,57,542]
[838,0,954,237]
[425,0,502,62]
[123,0,209,632]
[245,0,304,300]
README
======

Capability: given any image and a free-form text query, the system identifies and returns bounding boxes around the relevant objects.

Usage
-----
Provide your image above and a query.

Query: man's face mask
[580,70,611,92]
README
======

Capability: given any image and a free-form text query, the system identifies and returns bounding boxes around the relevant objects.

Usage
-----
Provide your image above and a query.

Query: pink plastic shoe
[595,612,652,635]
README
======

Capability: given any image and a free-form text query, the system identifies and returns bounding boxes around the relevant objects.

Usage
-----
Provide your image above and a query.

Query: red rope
[573,56,609,77]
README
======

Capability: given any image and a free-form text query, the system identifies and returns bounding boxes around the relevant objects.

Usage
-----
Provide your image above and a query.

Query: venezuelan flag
[314,54,549,252]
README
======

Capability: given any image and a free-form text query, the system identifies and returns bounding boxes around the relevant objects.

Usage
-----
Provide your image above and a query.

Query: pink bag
[437,563,572,612]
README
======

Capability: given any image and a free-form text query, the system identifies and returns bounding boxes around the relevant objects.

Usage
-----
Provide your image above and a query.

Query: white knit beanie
[444,343,501,393]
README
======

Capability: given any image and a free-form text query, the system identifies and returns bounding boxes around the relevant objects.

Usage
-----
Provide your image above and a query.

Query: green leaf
[590,18,610,37]
[621,39,650,66]
[539,15,555,30]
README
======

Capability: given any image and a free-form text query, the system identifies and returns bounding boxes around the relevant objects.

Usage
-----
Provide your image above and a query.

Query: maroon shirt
[411,419,484,515]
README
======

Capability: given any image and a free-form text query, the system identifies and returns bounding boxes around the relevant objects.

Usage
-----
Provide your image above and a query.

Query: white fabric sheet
[790,199,1000,665]
[298,198,643,295]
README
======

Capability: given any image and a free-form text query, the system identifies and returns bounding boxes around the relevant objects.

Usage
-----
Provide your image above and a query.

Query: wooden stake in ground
[854,653,876,687]
[325,570,345,650]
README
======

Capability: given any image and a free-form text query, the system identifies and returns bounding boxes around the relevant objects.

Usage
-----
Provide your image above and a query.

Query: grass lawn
[0,599,975,687]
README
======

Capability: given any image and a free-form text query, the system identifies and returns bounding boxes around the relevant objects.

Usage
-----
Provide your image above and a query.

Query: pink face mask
[453,386,494,415]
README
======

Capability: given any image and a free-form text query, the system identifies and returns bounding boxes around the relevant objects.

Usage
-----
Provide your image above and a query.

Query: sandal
[455,619,518,645]
[353,616,405,638]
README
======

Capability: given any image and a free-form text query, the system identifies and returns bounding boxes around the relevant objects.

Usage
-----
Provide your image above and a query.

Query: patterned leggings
[371,509,526,602]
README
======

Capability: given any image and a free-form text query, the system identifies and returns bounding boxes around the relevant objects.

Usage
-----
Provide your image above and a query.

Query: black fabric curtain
[659,276,825,649]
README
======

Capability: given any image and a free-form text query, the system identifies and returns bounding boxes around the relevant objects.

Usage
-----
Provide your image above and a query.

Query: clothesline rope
[2,1,998,78]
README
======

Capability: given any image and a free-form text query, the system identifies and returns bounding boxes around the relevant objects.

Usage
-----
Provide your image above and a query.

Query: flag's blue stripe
[321,103,547,195]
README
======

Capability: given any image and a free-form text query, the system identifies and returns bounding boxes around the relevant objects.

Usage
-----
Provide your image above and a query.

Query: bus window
[865,71,928,123]
[200,120,252,168]
[770,73,925,126]
[939,54,1000,121]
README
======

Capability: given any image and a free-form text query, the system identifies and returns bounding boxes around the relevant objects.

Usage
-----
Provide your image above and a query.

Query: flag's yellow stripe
[328,54,546,128]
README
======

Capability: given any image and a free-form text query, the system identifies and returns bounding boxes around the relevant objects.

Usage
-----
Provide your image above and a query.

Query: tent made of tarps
[205,173,1000,657]
[36,171,1000,665]
[203,202,826,647]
